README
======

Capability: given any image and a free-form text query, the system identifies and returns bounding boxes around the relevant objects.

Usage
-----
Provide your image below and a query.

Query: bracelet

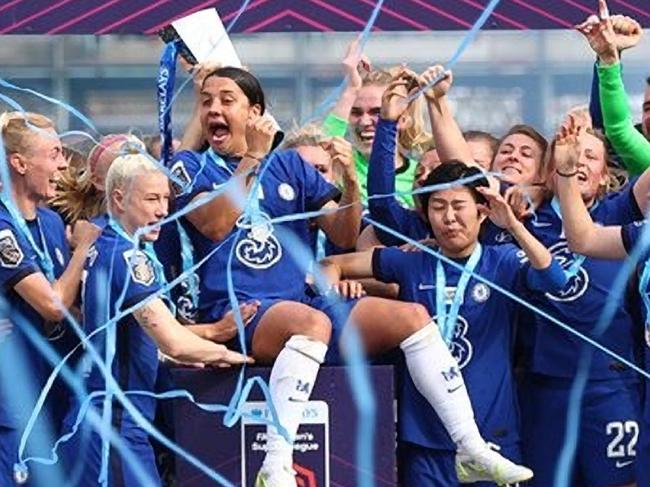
[555,168,578,178]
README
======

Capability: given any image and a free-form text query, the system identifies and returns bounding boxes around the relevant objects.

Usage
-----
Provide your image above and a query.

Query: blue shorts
[520,374,641,487]
[224,292,359,365]
[398,440,522,486]
[638,414,650,487]
[0,426,17,486]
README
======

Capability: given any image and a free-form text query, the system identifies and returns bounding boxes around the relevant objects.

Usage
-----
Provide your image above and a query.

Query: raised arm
[315,137,362,249]
[419,66,474,165]
[553,122,628,259]
[576,3,649,174]
[185,118,275,241]
[325,37,369,130]
[179,61,221,152]
[477,186,552,269]
[366,74,424,244]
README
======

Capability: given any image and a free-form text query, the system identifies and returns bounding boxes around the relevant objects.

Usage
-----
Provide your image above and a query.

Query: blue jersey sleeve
[105,245,163,311]
[280,150,340,212]
[368,118,429,246]
[598,177,643,224]
[0,220,39,290]
[171,150,217,210]
[621,220,648,258]
[371,247,415,284]
[497,245,567,294]
[589,61,604,131]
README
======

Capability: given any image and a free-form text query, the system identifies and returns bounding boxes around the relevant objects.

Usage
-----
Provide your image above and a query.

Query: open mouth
[501,164,522,175]
[357,129,375,144]
[576,171,588,183]
[208,120,230,145]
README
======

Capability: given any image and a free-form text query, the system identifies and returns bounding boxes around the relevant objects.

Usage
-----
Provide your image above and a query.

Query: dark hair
[417,160,489,211]
[202,67,266,115]
[463,130,499,156]
[646,76,650,86]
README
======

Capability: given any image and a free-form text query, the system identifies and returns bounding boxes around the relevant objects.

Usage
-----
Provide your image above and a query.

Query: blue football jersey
[0,206,71,428]
[621,220,650,425]
[372,244,561,450]
[76,224,163,432]
[524,188,643,379]
[172,148,340,321]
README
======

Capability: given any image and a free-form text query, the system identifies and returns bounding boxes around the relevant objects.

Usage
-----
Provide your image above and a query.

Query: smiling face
[426,186,485,258]
[492,133,544,185]
[11,127,66,201]
[200,76,261,157]
[549,131,607,205]
[115,171,169,242]
[349,84,384,157]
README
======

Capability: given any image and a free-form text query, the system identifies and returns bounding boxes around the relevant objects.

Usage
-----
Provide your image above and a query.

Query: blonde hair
[362,67,431,156]
[106,153,164,215]
[49,134,145,224]
[545,128,615,197]
[0,111,54,156]
[283,123,327,149]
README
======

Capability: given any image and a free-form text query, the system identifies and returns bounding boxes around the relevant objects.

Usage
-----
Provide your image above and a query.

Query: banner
[0,0,647,34]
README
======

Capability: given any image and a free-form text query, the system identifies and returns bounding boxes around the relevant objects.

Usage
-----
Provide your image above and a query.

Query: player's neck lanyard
[639,261,650,347]
[176,220,198,311]
[550,196,599,279]
[108,218,175,313]
[436,243,482,345]
[0,195,54,280]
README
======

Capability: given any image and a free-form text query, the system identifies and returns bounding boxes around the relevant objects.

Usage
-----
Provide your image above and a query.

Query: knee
[291,309,332,345]
[396,302,431,334]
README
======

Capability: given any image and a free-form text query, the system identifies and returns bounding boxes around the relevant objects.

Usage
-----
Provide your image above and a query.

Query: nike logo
[418,283,435,291]
[615,460,634,468]
[447,385,463,393]
[530,220,552,228]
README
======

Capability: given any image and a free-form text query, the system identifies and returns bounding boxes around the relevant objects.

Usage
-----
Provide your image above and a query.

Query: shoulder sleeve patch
[123,249,155,286]
[0,228,24,268]
[170,160,192,195]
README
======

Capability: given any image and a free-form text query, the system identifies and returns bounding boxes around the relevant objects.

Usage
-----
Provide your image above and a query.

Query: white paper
[172,8,282,133]
[172,8,241,67]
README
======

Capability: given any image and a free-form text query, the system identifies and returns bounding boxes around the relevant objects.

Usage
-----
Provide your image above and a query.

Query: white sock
[262,335,328,471]
[400,322,485,454]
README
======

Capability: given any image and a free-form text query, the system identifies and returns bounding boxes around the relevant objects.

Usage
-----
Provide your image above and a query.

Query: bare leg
[253,301,331,487]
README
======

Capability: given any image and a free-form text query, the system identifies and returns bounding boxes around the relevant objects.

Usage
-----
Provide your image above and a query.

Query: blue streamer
[0,77,97,132]
[365,216,650,380]
[554,215,650,487]
[157,40,179,167]
[407,0,501,103]
[301,0,385,125]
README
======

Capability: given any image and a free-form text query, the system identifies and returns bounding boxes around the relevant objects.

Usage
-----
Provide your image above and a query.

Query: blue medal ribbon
[157,40,179,167]
[436,243,482,345]
[176,221,199,319]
